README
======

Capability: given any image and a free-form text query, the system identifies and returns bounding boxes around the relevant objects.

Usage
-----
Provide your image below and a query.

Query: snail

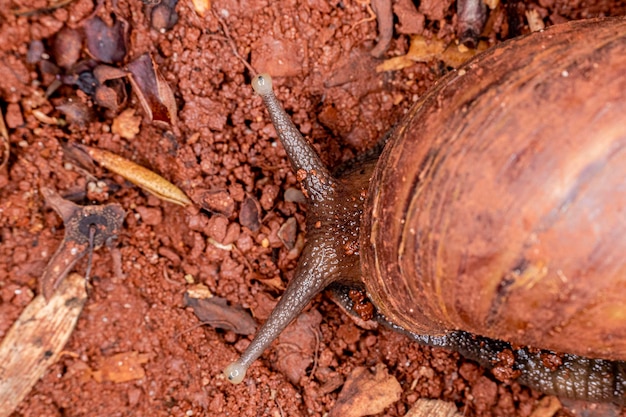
[223,16,626,404]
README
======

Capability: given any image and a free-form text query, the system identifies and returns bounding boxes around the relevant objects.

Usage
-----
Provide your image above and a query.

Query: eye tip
[223,361,246,384]
[252,73,273,96]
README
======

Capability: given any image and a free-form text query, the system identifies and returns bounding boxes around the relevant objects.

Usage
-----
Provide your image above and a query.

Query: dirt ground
[1,0,626,416]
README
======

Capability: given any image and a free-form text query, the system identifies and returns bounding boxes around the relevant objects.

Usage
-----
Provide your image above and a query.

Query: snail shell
[225,16,626,404]
[363,16,626,360]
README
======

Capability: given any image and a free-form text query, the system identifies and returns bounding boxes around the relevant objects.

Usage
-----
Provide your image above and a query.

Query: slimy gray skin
[223,73,626,406]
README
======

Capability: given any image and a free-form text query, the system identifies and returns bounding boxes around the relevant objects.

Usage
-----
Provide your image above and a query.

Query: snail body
[224,17,626,404]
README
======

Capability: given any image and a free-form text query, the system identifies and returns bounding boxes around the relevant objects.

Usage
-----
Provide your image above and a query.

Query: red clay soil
[1,0,625,416]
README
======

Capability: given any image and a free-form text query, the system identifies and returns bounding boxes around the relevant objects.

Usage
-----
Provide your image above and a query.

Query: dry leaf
[112,108,142,139]
[376,35,487,72]
[184,292,257,335]
[239,196,262,231]
[0,273,87,417]
[329,364,402,417]
[40,188,126,299]
[127,53,178,129]
[84,16,127,64]
[277,217,297,249]
[75,144,192,206]
[92,351,150,383]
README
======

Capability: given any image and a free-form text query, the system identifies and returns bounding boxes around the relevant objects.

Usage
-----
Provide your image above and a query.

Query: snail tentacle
[225,74,364,384]
[224,243,337,383]
[252,74,336,202]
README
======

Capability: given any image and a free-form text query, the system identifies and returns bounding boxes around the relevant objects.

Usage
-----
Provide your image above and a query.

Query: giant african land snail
[224,17,626,404]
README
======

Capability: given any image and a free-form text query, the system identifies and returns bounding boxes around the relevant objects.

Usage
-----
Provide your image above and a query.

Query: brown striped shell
[361,17,626,361]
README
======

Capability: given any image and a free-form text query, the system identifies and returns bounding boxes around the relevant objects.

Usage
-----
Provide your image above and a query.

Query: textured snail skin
[225,17,626,405]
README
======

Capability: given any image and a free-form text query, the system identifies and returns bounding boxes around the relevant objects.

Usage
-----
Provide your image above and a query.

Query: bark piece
[0,273,87,417]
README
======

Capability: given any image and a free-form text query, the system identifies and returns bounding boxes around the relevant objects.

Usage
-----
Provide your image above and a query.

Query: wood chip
[0,273,87,417]
[329,364,402,417]
[525,9,546,32]
[405,399,463,417]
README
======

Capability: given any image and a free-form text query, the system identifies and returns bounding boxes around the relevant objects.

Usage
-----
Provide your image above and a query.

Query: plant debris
[239,195,262,231]
[74,144,192,206]
[183,291,257,335]
[39,188,126,299]
[376,35,487,72]
[127,53,178,129]
[84,16,128,64]
[0,273,87,417]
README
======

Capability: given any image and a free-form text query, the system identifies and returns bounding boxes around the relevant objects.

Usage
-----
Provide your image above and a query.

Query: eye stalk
[222,73,362,384]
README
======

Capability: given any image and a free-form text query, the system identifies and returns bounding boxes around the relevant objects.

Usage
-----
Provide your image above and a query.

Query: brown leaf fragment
[330,364,402,417]
[93,65,129,83]
[0,273,87,417]
[40,188,126,299]
[84,16,127,64]
[127,53,178,129]
[184,292,257,335]
[277,217,297,249]
[112,108,142,139]
[239,195,262,231]
[74,144,192,206]
[56,99,93,126]
[91,351,150,383]
[376,35,487,72]
[405,399,463,417]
